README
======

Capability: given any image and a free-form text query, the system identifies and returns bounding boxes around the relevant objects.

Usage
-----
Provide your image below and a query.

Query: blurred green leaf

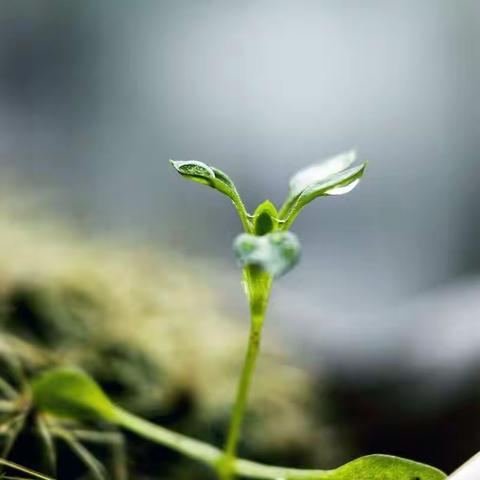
[286,455,446,480]
[327,454,446,480]
[233,232,300,278]
[32,367,116,422]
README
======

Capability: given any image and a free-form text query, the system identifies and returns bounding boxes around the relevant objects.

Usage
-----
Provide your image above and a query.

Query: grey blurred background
[1,0,480,471]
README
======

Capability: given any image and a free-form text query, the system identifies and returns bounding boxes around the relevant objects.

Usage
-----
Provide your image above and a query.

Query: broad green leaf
[289,150,357,199]
[280,151,367,228]
[298,161,366,198]
[170,160,239,201]
[32,367,116,422]
[236,454,445,479]
[253,200,279,236]
[317,454,446,480]
[233,232,300,278]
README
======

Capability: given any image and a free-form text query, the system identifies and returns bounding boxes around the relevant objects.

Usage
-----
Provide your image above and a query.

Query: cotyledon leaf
[235,454,446,480]
[288,150,358,200]
[170,159,252,231]
[279,151,367,228]
[233,232,301,278]
[318,455,446,480]
[32,367,117,422]
[169,159,239,202]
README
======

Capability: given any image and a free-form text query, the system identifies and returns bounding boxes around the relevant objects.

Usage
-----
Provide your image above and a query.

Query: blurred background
[1,0,480,475]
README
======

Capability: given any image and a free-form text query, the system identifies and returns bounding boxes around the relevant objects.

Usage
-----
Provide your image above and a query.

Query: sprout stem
[219,320,263,478]
[232,195,253,233]
[219,266,272,479]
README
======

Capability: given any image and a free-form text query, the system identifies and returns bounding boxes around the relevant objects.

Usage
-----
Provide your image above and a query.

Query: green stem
[113,407,220,466]
[220,320,262,477]
[232,195,253,233]
[219,266,272,479]
[112,405,329,479]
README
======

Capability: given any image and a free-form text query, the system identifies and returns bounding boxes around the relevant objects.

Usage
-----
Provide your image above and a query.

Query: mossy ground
[0,197,334,479]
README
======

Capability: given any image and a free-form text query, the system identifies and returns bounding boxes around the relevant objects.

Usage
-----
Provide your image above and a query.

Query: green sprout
[27,152,449,480]
[171,151,367,477]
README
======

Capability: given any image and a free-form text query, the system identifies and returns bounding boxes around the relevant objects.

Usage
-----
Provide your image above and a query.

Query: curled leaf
[32,367,116,422]
[280,151,367,228]
[170,159,252,231]
[233,232,301,278]
[170,160,239,201]
[289,150,358,199]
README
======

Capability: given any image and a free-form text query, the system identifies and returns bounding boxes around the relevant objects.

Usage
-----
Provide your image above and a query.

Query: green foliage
[32,367,116,422]
[171,155,368,478]
[318,455,446,480]
[252,201,279,236]
[237,454,446,479]
[0,154,457,480]
[170,159,251,231]
[30,365,447,480]
[0,211,323,478]
[169,160,240,204]
[287,150,357,198]
[280,151,367,229]
[168,155,449,480]
[171,153,366,280]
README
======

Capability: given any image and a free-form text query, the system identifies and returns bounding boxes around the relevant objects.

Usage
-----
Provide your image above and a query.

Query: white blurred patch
[448,451,480,480]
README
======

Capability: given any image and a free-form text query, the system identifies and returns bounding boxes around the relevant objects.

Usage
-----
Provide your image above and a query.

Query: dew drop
[325,178,360,196]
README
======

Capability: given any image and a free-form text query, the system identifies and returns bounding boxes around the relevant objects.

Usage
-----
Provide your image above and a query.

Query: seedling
[28,152,451,479]
[171,151,367,477]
